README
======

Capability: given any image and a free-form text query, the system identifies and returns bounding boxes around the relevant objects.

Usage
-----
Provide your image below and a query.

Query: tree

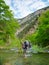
[36,10,49,47]
[0,0,19,44]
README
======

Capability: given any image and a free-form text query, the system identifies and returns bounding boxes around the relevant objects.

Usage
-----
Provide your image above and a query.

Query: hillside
[16,6,49,39]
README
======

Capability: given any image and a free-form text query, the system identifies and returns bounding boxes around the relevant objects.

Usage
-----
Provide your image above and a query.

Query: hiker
[22,40,31,54]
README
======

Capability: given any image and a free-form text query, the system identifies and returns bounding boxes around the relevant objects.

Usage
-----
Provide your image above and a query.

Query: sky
[4,0,49,19]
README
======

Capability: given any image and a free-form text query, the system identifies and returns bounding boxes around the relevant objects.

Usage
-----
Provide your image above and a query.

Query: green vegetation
[25,10,49,47]
[37,10,49,47]
[0,0,20,48]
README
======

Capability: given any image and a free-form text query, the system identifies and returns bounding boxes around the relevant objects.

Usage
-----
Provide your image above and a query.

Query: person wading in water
[22,40,31,57]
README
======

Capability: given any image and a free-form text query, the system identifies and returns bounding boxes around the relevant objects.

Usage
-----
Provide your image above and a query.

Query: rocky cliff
[16,6,49,39]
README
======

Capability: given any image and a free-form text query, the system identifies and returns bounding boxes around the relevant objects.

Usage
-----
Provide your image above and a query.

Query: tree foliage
[36,10,49,47]
[0,0,19,44]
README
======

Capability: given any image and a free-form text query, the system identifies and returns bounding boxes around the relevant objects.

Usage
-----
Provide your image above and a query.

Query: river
[0,49,49,65]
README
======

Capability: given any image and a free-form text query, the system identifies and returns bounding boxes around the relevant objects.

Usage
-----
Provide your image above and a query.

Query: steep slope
[16,6,49,39]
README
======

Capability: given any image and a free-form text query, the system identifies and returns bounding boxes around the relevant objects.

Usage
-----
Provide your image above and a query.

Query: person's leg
[23,49,27,57]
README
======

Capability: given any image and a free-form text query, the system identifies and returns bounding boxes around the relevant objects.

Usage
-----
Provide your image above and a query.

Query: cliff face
[16,6,49,39]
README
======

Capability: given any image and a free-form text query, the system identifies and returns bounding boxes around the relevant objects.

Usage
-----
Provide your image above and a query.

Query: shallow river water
[0,49,49,65]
